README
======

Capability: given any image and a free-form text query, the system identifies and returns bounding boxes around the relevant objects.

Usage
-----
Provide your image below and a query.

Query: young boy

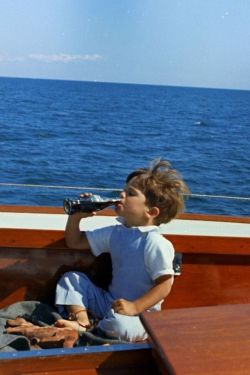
[55,159,189,342]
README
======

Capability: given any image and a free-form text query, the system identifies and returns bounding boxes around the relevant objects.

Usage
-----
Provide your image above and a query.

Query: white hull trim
[0,212,249,237]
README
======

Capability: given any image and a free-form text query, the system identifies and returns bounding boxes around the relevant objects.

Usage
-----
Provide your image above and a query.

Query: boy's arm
[65,212,93,249]
[112,274,173,316]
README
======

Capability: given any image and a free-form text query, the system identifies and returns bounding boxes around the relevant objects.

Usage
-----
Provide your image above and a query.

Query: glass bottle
[63,194,120,215]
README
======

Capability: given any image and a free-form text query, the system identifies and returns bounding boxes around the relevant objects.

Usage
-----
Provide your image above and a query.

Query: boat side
[0,205,249,309]
[0,342,160,375]
[0,206,249,374]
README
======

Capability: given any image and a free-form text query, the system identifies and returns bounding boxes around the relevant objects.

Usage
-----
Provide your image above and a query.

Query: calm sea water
[0,77,249,217]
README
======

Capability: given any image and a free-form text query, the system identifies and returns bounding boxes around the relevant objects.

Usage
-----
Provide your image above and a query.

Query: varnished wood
[22,370,99,375]
[141,304,250,375]
[0,228,66,248]
[0,247,112,308]
[0,346,160,375]
[0,205,64,214]
[0,228,249,309]
[1,228,249,255]
[163,253,250,309]
[165,234,250,255]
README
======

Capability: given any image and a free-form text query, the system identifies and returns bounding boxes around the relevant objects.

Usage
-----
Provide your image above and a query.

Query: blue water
[0,76,249,216]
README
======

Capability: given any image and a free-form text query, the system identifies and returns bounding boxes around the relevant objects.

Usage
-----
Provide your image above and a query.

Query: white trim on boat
[0,212,249,237]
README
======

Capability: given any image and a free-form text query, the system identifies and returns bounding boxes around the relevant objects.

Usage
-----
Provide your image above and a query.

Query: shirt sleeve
[144,232,175,280]
[85,225,115,256]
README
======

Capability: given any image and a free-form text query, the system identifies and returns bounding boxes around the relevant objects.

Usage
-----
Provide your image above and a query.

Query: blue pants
[55,271,148,342]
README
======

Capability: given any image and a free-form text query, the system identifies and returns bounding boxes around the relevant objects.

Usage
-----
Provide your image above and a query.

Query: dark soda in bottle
[63,194,120,215]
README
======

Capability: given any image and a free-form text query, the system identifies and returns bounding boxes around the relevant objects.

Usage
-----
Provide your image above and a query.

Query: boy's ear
[147,206,160,219]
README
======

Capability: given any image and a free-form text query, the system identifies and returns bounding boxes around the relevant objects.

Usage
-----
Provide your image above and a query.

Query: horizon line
[0,74,249,93]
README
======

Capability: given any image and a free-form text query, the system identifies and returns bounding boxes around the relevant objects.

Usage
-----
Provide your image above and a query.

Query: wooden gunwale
[0,228,249,255]
[0,342,160,375]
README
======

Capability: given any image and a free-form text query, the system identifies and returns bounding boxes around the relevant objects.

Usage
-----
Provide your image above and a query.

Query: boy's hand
[112,299,138,316]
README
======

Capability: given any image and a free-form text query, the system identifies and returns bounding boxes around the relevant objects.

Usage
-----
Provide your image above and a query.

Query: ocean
[0,76,249,217]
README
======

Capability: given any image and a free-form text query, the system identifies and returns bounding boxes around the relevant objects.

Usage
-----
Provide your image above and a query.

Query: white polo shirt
[86,224,175,309]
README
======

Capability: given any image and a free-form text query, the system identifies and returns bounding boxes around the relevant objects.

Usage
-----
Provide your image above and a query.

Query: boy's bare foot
[55,319,88,333]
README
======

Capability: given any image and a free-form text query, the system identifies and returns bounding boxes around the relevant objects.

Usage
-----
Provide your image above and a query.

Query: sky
[0,0,250,90]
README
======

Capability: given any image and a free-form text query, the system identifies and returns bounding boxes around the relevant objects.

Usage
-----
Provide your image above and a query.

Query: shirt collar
[137,225,159,232]
[116,217,159,232]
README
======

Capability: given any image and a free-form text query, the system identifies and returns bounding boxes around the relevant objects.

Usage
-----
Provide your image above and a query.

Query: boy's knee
[59,271,88,283]
[98,310,147,342]
[57,272,92,294]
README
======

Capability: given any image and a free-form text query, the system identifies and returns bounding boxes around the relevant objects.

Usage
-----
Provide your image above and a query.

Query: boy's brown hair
[126,159,189,225]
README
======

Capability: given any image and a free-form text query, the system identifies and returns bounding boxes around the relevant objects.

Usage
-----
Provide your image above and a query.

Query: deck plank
[141,304,250,375]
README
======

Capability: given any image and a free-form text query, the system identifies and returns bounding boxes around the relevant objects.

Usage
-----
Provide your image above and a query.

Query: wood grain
[141,304,250,375]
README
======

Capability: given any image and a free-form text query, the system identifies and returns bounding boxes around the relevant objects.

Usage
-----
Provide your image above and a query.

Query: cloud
[0,54,25,62]
[28,53,102,63]
[0,53,102,64]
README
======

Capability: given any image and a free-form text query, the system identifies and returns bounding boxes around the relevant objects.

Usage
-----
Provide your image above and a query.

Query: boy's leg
[55,305,90,331]
[98,309,148,342]
[55,271,113,331]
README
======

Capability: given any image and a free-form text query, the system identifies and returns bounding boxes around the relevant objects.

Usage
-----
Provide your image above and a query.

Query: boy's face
[115,179,153,227]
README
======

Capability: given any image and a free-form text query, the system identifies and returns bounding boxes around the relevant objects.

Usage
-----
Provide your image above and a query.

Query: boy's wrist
[67,212,93,221]
[133,300,142,315]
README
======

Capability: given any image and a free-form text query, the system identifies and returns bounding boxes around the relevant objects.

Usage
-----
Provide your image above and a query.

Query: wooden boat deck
[0,206,249,373]
[141,303,250,375]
